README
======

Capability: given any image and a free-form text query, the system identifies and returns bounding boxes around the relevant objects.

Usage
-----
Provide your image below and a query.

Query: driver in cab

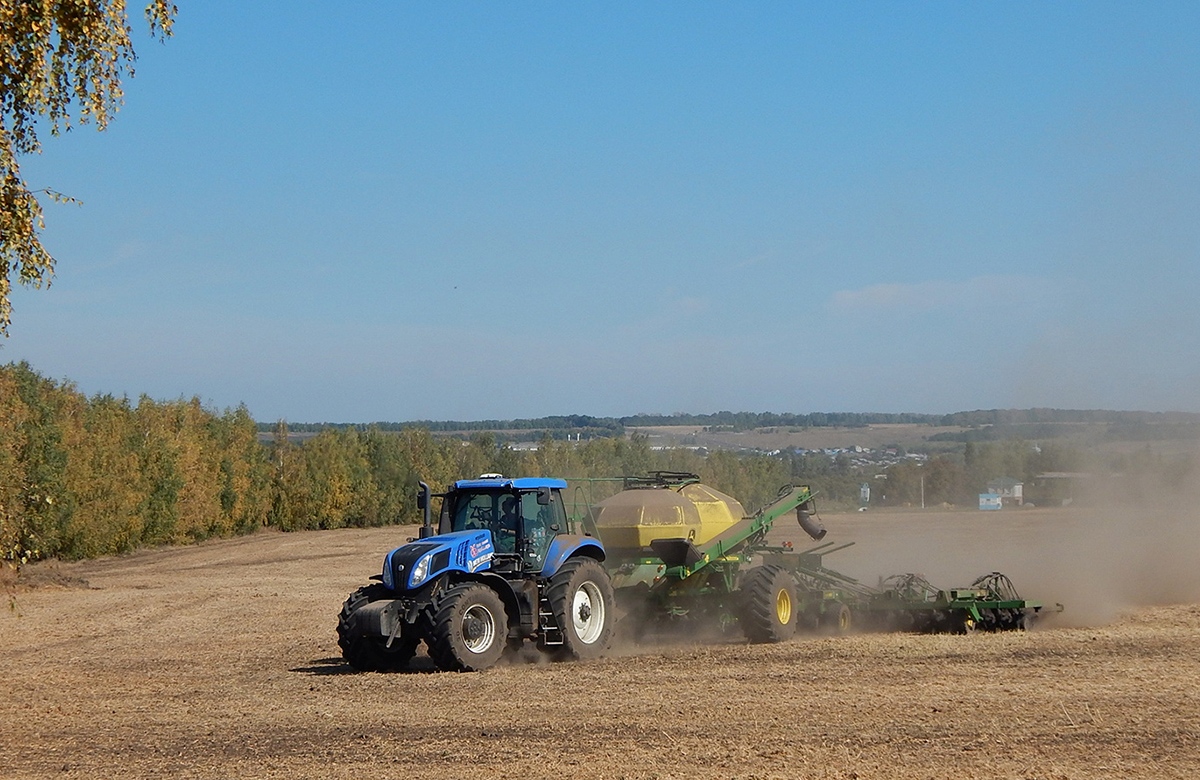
[495,496,520,553]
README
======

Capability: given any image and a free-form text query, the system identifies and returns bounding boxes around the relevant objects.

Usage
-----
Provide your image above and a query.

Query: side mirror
[536,487,551,506]
[417,481,433,538]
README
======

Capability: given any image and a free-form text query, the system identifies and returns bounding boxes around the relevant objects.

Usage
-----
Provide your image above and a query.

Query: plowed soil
[4,507,1199,779]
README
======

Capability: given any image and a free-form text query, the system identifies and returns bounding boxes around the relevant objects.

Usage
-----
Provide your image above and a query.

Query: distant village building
[978,493,1003,511]
[986,477,1024,507]
[1028,472,1094,506]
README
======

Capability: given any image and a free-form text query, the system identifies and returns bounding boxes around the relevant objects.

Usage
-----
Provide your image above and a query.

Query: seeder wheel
[739,566,798,643]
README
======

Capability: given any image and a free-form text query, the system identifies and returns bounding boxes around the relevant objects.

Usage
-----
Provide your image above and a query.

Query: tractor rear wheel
[337,584,419,672]
[428,583,508,672]
[740,566,798,643]
[546,558,615,661]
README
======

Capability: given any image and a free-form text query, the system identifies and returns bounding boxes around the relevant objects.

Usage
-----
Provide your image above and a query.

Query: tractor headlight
[409,552,433,587]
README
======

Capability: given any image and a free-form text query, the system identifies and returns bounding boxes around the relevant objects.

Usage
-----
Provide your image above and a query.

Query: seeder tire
[954,610,978,635]
[822,602,853,635]
[428,583,508,672]
[546,558,615,661]
[739,566,798,644]
[337,584,419,672]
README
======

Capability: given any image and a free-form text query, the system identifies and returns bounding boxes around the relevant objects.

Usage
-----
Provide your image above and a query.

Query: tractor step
[538,597,564,645]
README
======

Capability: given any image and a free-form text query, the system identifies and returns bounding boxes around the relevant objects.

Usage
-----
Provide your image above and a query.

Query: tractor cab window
[446,487,567,566]
[451,491,520,554]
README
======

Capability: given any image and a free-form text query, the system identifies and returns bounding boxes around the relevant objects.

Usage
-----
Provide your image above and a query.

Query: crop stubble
[3,510,1199,779]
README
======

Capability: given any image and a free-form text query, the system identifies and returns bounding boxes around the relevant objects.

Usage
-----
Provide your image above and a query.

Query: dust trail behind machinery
[1016,451,1200,624]
[824,445,1200,627]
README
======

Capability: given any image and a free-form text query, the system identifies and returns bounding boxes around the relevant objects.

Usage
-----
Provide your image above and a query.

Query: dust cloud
[1018,454,1200,624]
[816,445,1200,627]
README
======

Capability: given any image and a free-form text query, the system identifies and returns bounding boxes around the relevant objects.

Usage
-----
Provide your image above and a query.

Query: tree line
[262,408,1200,442]
[0,363,794,563]
[2,362,887,562]
[4,362,1193,565]
[1,363,267,563]
[257,411,940,435]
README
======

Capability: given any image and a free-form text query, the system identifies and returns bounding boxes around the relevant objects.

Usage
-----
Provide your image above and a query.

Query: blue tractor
[337,475,614,672]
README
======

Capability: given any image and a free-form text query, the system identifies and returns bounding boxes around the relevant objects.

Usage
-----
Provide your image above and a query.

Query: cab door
[519,490,566,570]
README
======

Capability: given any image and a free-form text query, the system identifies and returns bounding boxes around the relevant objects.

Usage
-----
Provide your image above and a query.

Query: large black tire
[821,601,853,635]
[739,566,798,644]
[337,584,419,672]
[427,583,509,672]
[545,558,615,661]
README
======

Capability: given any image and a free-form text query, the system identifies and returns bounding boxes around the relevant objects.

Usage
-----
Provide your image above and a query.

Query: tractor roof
[452,476,568,491]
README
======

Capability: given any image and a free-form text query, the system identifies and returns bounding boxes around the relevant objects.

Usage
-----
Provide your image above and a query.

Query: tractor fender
[439,571,523,630]
[540,535,606,578]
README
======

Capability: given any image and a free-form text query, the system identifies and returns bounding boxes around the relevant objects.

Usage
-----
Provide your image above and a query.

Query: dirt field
[4,506,1200,779]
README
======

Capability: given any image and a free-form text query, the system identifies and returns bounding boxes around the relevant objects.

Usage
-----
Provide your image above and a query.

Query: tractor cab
[433,476,570,572]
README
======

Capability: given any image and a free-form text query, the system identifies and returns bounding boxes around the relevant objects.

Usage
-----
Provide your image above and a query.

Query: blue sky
[6,2,1199,422]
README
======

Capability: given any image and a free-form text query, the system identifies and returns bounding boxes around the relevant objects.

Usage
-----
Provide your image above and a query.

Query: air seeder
[588,471,1051,642]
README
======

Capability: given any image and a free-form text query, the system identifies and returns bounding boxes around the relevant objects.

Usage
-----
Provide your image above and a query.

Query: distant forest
[3,361,1196,565]
[262,408,1200,442]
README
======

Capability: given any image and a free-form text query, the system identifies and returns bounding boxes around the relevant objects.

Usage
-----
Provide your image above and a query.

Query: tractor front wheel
[546,558,615,661]
[428,584,509,672]
[740,566,798,643]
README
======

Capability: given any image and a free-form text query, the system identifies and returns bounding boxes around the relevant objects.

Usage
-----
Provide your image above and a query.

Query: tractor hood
[381,530,495,592]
